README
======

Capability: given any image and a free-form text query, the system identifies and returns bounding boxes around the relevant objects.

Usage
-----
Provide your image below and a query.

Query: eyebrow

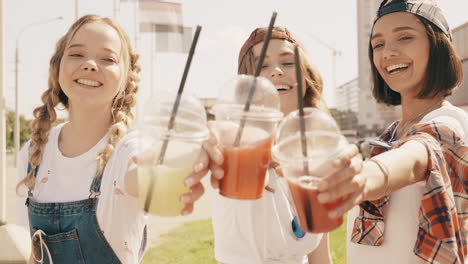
[371,26,417,41]
[253,51,294,63]
[67,44,118,55]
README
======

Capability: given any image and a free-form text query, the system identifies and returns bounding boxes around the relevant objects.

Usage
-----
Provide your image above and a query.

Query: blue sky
[4,0,468,119]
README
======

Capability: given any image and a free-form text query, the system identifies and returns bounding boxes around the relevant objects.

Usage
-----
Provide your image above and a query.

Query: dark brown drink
[287,178,343,233]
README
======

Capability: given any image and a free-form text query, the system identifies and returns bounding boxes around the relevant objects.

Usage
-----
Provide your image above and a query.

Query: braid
[16,88,58,192]
[95,52,140,178]
[17,15,141,192]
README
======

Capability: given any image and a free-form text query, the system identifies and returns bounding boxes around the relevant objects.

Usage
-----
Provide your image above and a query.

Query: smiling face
[58,22,123,110]
[252,39,306,115]
[371,12,430,99]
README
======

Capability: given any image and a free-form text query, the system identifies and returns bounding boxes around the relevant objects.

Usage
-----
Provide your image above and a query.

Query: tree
[329,108,358,131]
[5,109,32,151]
[5,109,67,151]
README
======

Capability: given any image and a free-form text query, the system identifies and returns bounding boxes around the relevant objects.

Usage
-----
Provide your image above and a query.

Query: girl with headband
[210,26,363,264]
[15,15,218,264]
[317,0,468,263]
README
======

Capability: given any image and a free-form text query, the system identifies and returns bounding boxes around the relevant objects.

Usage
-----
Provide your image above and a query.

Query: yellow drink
[139,164,192,216]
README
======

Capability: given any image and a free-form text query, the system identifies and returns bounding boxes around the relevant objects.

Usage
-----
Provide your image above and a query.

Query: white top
[212,169,323,264]
[347,101,468,264]
[16,123,147,264]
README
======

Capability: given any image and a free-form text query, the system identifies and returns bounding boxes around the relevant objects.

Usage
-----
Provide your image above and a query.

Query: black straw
[294,45,309,175]
[144,25,202,213]
[233,12,277,147]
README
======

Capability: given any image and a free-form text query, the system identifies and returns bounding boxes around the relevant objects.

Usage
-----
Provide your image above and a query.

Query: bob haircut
[369,15,463,105]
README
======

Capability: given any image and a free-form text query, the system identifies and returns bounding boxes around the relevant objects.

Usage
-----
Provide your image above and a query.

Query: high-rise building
[356,0,400,135]
[448,22,468,111]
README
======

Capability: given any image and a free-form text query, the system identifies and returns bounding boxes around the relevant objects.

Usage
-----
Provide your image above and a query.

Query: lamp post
[14,16,63,168]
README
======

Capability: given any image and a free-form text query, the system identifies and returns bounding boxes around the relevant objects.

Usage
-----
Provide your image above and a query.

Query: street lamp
[14,16,63,168]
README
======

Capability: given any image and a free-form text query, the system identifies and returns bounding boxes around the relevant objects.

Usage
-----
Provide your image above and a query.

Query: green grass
[141,219,216,264]
[142,218,347,264]
[329,219,347,264]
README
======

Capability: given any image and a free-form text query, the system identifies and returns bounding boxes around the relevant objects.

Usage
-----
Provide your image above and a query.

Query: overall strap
[88,170,105,199]
[26,143,40,198]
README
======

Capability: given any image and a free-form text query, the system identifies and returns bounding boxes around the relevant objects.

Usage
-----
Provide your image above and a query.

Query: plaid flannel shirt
[350,121,468,263]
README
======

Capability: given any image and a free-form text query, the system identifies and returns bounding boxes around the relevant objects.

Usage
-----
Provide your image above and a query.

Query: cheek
[110,65,124,85]
[58,63,67,88]
[258,69,271,80]
[415,50,430,74]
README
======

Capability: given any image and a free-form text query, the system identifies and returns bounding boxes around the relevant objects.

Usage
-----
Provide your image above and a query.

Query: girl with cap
[316,0,468,263]
[15,15,216,264]
[210,26,363,264]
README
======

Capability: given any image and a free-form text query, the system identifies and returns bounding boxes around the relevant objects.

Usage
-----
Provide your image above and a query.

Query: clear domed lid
[212,75,283,122]
[139,92,209,141]
[273,108,345,163]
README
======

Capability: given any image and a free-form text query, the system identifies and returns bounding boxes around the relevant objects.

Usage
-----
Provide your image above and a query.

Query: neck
[400,95,444,123]
[60,104,113,157]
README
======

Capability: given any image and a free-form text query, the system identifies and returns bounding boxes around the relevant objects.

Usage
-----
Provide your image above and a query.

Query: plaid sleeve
[350,123,395,246]
[351,121,468,263]
[402,122,467,263]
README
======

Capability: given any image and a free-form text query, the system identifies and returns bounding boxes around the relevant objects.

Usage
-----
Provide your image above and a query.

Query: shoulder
[114,129,139,157]
[422,102,468,142]
[105,129,139,171]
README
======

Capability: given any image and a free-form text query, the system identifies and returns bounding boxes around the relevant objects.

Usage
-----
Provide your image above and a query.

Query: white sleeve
[429,116,465,138]
[15,141,31,228]
[212,171,323,264]
[115,133,139,196]
[422,105,468,142]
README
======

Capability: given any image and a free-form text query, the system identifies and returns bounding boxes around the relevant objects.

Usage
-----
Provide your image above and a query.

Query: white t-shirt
[212,169,323,264]
[16,123,147,264]
[347,101,468,264]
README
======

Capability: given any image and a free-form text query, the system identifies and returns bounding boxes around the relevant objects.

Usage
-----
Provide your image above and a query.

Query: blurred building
[356,0,400,136]
[333,78,359,140]
[447,22,468,111]
[336,78,359,113]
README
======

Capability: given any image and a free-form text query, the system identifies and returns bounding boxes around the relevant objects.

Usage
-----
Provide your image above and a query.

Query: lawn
[142,218,347,264]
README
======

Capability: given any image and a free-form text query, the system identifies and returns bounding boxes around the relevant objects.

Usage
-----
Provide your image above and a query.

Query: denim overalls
[26,162,122,264]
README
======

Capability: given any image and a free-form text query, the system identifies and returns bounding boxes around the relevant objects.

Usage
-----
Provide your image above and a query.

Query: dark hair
[369,15,463,105]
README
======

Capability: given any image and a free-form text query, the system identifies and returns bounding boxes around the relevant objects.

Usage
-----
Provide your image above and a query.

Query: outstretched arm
[318,139,429,218]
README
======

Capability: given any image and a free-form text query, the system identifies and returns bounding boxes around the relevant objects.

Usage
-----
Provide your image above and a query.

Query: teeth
[275,85,290,91]
[386,64,409,73]
[77,79,100,87]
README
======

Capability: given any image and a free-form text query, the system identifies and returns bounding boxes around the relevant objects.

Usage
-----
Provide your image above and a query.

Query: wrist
[364,158,390,200]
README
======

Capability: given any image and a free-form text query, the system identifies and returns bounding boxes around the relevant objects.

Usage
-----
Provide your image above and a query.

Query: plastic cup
[272,108,348,233]
[138,94,209,216]
[212,75,283,200]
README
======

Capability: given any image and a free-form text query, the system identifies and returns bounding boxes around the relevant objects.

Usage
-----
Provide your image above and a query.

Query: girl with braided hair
[15,15,215,264]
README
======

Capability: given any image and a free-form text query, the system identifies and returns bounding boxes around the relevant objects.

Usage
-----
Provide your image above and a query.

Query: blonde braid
[16,88,59,192]
[15,32,68,193]
[95,52,140,178]
[16,15,140,193]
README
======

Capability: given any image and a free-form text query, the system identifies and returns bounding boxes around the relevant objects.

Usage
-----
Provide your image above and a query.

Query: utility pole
[0,0,7,226]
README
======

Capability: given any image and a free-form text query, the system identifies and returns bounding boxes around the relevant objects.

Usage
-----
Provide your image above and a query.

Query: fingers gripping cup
[212,75,283,200]
[272,108,348,233]
[138,94,209,216]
